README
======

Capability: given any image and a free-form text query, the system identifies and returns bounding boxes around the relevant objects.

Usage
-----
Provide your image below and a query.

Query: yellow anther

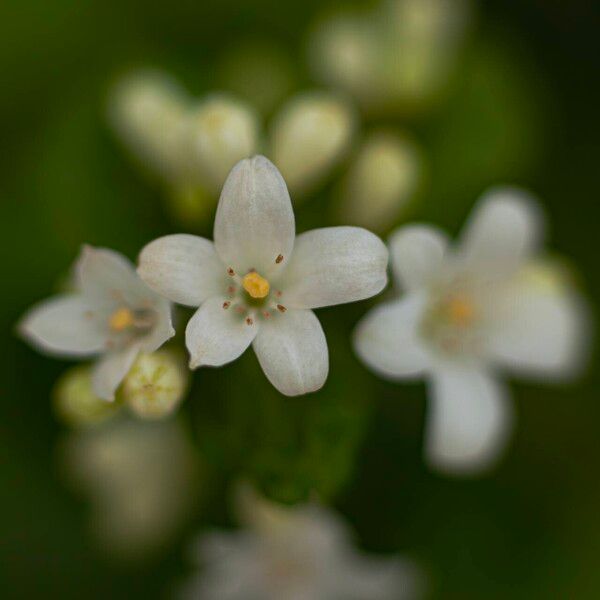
[109,307,135,332]
[446,296,476,327]
[242,272,270,299]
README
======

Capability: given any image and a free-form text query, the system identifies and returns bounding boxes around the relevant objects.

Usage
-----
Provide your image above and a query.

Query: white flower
[354,188,590,475]
[60,416,198,560]
[18,246,174,400]
[180,486,420,600]
[138,155,388,396]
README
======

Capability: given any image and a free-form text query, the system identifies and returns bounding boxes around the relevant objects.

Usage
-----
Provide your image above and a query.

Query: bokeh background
[1,0,599,598]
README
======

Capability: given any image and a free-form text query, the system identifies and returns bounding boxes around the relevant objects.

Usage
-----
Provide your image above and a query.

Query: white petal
[253,309,328,396]
[18,295,107,357]
[186,297,257,368]
[76,245,147,305]
[138,234,224,307]
[281,226,388,309]
[140,297,176,353]
[214,155,295,276]
[488,278,589,381]
[458,187,544,274]
[425,366,513,475]
[92,343,140,400]
[353,295,431,380]
[388,225,449,291]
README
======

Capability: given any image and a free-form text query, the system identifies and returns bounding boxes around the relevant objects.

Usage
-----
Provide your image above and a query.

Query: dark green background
[1,0,598,598]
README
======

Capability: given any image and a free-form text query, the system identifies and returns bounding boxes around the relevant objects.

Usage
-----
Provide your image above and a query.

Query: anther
[227,267,235,276]
[277,304,287,313]
[246,317,254,326]
[227,286,236,295]
[275,254,284,264]
[222,301,231,309]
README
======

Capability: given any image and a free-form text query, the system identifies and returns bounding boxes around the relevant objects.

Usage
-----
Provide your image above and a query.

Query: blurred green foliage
[1,0,599,599]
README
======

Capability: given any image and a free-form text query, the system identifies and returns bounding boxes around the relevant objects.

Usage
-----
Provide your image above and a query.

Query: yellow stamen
[446,296,476,327]
[109,307,135,332]
[242,272,270,299]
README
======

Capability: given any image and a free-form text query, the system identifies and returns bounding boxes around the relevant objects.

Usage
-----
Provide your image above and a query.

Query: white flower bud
[270,92,356,198]
[53,366,122,427]
[121,350,189,420]
[108,71,189,182]
[338,131,422,231]
[185,95,260,192]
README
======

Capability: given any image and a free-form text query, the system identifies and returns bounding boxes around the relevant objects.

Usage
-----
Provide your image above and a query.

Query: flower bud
[270,92,356,198]
[108,70,189,183]
[337,131,422,231]
[121,350,189,420]
[53,365,122,427]
[185,95,260,192]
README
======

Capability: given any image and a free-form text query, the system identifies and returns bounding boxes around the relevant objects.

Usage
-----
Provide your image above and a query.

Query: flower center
[444,295,476,327]
[108,307,135,332]
[242,271,270,299]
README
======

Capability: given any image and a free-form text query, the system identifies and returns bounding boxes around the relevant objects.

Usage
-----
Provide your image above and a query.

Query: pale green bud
[121,350,189,420]
[108,70,189,182]
[337,131,422,232]
[270,92,356,198]
[185,95,260,192]
[53,365,122,427]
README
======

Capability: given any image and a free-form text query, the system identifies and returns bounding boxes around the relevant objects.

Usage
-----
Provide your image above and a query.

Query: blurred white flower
[138,156,388,396]
[60,417,198,560]
[270,92,356,198]
[180,486,421,600]
[122,349,190,420]
[19,246,174,400]
[354,188,590,475]
[337,130,423,231]
[309,0,471,113]
[109,71,260,219]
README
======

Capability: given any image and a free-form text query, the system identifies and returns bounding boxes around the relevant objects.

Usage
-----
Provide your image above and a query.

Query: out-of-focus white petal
[76,245,146,305]
[185,95,260,191]
[92,343,141,401]
[18,295,107,357]
[425,366,513,475]
[488,272,590,380]
[389,224,449,291]
[140,297,175,353]
[214,155,295,276]
[138,234,224,307]
[353,294,431,380]
[186,297,257,368]
[253,309,328,396]
[458,187,544,275]
[270,92,356,197]
[281,226,388,309]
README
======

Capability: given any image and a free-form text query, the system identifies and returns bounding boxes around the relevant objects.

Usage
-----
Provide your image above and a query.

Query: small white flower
[180,486,420,600]
[138,155,388,396]
[354,188,589,474]
[18,246,174,400]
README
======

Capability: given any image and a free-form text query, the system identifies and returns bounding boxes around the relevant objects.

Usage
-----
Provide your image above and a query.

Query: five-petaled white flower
[138,155,388,396]
[180,486,420,600]
[354,188,589,475]
[19,246,174,400]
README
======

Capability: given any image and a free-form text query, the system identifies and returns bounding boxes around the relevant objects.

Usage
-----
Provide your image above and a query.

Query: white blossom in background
[19,246,174,400]
[60,417,198,560]
[337,130,422,231]
[354,188,590,474]
[270,92,356,199]
[138,155,388,396]
[180,485,421,600]
[308,0,471,113]
[109,70,260,220]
